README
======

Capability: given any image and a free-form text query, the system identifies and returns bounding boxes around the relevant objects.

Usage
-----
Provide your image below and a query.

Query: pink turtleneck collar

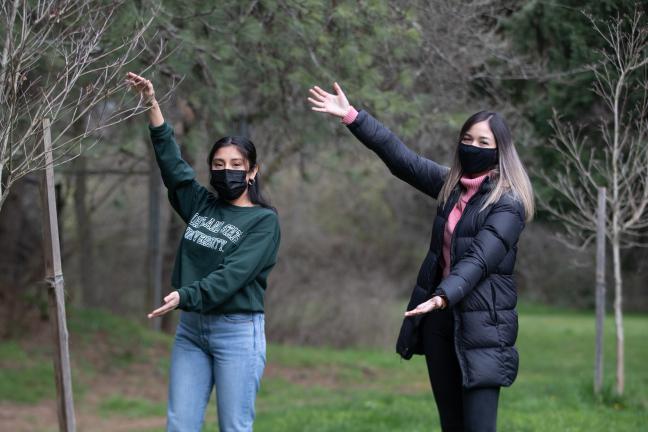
[459,171,491,198]
[441,170,493,279]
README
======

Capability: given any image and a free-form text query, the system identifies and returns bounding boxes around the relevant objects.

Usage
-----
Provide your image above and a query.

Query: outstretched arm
[308,83,449,198]
[125,72,208,222]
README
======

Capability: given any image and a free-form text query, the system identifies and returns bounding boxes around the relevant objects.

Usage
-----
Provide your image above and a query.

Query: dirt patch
[0,400,57,432]
[264,363,345,388]
[0,374,168,430]
[0,400,167,432]
[263,363,402,390]
[0,356,169,432]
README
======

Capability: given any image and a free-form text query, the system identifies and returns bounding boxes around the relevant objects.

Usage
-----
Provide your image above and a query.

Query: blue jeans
[167,311,266,432]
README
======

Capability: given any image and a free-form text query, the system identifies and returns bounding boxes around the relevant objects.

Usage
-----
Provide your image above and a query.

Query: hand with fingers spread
[404,295,447,317]
[148,291,180,319]
[125,71,164,126]
[308,82,351,118]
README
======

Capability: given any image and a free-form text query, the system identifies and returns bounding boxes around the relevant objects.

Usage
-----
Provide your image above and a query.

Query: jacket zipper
[448,182,486,387]
[490,281,498,324]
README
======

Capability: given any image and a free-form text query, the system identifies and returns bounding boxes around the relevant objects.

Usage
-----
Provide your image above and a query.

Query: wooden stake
[39,118,76,432]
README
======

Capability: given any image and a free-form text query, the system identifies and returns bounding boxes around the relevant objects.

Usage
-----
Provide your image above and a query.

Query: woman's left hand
[148,291,180,318]
[404,296,447,317]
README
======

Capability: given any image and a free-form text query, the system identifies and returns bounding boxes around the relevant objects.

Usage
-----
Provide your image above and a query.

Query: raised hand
[125,71,164,126]
[404,296,447,317]
[308,82,351,118]
[125,72,155,103]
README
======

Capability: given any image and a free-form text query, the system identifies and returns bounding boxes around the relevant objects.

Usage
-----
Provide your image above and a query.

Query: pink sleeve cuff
[341,106,359,125]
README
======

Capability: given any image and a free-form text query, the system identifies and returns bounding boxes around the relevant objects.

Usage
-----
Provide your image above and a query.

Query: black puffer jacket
[347,110,526,389]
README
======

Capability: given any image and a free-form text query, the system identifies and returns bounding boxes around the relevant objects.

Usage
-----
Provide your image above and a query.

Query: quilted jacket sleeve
[346,110,450,199]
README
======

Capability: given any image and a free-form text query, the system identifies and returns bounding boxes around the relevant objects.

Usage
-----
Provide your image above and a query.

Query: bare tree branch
[0,0,163,211]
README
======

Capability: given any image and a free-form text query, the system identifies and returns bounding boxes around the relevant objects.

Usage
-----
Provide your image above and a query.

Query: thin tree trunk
[611,68,625,396]
[39,118,77,432]
[594,187,606,394]
[612,229,624,395]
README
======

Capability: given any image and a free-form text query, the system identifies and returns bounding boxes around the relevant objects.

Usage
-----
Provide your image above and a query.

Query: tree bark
[612,229,624,395]
[594,187,606,394]
[39,118,76,432]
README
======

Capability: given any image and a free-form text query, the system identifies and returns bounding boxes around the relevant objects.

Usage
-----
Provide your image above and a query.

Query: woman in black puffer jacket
[309,83,534,432]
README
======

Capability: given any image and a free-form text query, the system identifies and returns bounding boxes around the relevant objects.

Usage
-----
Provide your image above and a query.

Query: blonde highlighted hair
[439,111,535,222]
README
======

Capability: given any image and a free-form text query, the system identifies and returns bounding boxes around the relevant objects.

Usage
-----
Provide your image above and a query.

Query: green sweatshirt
[149,122,280,314]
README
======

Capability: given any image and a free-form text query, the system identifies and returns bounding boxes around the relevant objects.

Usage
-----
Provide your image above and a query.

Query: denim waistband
[179,310,264,326]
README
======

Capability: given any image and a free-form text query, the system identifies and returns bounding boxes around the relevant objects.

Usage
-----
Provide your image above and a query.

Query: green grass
[0,357,54,403]
[98,395,166,419]
[256,310,648,432]
[1,306,646,431]
[211,309,648,431]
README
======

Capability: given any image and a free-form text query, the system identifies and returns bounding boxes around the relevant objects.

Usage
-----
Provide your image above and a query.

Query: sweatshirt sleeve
[149,122,209,222]
[176,215,280,313]
[435,196,525,307]
[346,110,450,199]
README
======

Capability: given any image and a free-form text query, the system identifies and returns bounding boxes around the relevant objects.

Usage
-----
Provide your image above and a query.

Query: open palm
[404,296,447,317]
[308,83,350,118]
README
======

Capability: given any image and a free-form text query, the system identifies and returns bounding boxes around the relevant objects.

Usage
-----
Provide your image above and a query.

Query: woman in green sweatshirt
[126,72,280,432]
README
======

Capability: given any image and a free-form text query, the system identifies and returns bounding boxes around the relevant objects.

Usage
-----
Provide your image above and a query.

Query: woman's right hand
[403,296,447,317]
[125,72,164,126]
[125,72,155,103]
[308,82,350,118]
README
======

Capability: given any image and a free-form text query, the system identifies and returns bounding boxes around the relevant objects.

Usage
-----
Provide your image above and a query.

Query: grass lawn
[0,304,646,431]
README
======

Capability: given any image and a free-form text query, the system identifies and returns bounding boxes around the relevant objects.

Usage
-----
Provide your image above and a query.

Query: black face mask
[458,143,498,174]
[210,169,248,200]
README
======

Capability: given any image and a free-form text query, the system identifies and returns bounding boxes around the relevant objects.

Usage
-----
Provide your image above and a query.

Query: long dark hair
[207,136,275,212]
[439,111,534,221]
